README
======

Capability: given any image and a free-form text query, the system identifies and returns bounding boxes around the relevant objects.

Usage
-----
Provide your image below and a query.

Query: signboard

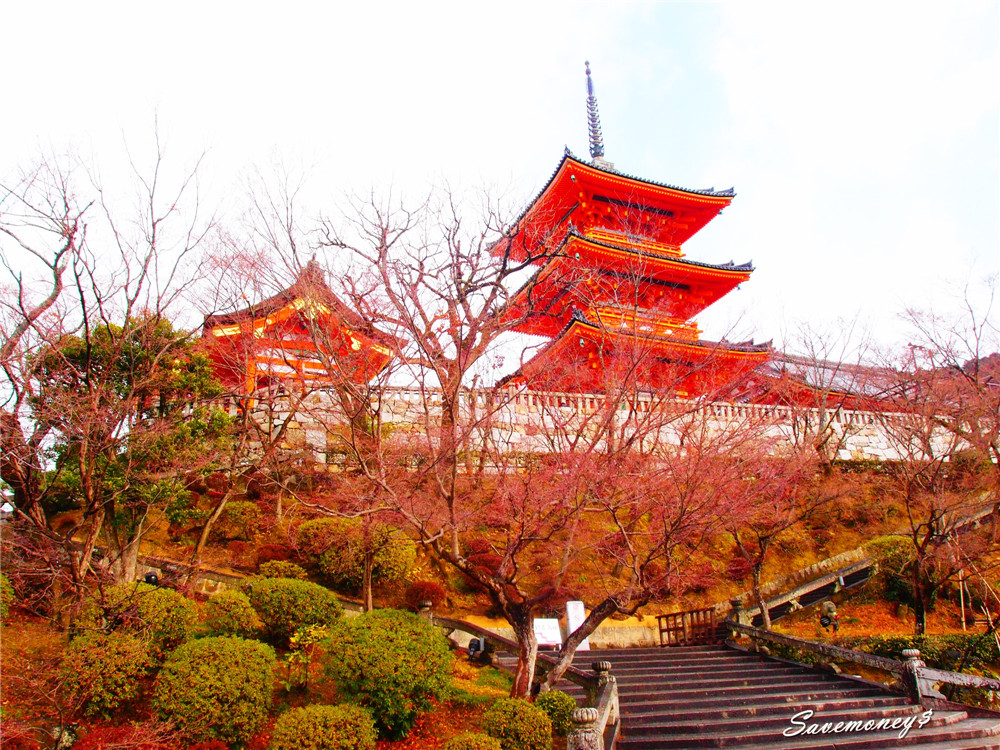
[566,600,590,650]
[534,618,563,649]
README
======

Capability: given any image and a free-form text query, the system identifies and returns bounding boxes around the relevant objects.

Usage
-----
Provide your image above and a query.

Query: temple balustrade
[228,386,958,467]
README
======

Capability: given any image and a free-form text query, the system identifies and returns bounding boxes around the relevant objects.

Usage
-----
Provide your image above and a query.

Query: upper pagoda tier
[504,229,753,338]
[507,151,736,261]
[202,261,397,394]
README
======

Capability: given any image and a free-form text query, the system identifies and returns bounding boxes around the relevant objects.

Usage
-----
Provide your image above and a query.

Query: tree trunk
[752,564,771,631]
[188,487,235,582]
[362,552,374,612]
[542,598,619,692]
[509,607,539,699]
[913,562,928,636]
[76,506,105,582]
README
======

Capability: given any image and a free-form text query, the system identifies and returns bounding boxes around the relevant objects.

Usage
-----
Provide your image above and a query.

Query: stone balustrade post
[729,598,749,626]
[902,647,945,703]
[566,707,602,750]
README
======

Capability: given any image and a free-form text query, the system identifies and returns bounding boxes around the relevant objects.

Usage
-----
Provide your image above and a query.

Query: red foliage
[255,544,293,567]
[244,718,274,750]
[73,723,175,750]
[726,556,753,582]
[405,580,447,611]
[185,742,228,750]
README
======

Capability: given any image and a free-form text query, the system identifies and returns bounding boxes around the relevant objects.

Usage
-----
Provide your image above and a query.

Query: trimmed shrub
[270,704,377,750]
[405,580,447,611]
[482,698,552,750]
[257,560,308,580]
[534,690,576,736]
[325,608,452,739]
[62,631,154,717]
[78,582,195,655]
[1,573,13,622]
[241,576,342,645]
[204,589,262,638]
[211,500,261,541]
[298,518,415,592]
[153,636,275,746]
[442,733,503,750]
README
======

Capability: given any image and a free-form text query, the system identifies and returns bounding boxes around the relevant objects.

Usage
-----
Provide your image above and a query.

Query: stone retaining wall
[237,387,957,467]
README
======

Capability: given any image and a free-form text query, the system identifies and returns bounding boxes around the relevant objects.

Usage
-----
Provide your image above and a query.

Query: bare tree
[1,143,216,605]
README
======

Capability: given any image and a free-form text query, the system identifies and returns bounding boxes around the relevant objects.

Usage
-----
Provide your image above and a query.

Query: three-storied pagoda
[202,260,397,395]
[500,63,770,396]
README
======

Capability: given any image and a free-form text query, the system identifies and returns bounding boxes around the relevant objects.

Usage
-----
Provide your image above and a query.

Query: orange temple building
[499,63,770,397]
[202,260,397,395]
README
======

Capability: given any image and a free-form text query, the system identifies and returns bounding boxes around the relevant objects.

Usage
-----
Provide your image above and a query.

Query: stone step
[735,717,1000,750]
[619,694,912,723]
[624,703,935,737]
[613,676,882,701]
[610,672,849,693]
[617,710,977,749]
[616,686,893,713]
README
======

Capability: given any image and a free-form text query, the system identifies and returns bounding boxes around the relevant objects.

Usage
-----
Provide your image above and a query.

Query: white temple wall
[244,387,960,466]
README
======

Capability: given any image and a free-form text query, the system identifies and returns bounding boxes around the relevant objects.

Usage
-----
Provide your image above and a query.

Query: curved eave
[564,232,753,278]
[502,234,753,325]
[562,315,771,359]
[506,152,735,250]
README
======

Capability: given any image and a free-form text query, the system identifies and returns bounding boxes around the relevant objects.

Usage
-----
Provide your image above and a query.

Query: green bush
[482,698,552,750]
[241,576,342,645]
[62,631,154,717]
[153,636,275,746]
[1,573,13,622]
[204,590,261,638]
[442,733,503,750]
[78,582,195,655]
[325,608,452,739]
[297,518,415,592]
[270,704,377,750]
[211,500,261,541]
[837,634,1000,672]
[257,560,308,580]
[534,690,576,736]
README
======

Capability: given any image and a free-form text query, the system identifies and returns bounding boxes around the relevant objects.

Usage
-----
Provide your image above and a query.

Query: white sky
[2,1,998,357]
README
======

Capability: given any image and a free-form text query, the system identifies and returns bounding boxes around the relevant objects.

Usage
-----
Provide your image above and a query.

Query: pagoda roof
[500,310,770,390]
[202,260,397,349]
[505,151,736,255]
[503,231,753,333]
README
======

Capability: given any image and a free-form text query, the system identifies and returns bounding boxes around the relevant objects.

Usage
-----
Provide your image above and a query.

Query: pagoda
[500,63,770,396]
[202,260,397,395]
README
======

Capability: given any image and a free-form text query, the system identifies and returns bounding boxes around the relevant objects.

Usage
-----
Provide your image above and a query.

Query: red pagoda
[500,63,770,396]
[202,260,397,395]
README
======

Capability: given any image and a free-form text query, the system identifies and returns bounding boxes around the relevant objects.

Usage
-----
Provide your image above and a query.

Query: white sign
[534,618,562,649]
[566,600,590,650]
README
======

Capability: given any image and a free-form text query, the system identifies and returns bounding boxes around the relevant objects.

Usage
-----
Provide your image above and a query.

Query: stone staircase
[534,644,1000,749]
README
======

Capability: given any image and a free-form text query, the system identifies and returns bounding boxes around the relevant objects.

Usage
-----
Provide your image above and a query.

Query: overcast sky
[2,1,997,357]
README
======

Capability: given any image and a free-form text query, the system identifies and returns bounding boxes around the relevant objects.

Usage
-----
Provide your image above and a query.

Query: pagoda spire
[585,61,606,160]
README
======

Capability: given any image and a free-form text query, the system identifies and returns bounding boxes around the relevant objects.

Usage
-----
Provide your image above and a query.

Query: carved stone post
[902,648,945,703]
[566,707,602,750]
[901,648,925,703]
[593,660,618,724]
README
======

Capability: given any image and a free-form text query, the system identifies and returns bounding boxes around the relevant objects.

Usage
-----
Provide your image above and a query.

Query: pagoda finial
[585,60,605,160]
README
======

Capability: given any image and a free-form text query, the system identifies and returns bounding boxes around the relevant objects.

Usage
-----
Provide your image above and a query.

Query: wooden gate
[657,607,717,646]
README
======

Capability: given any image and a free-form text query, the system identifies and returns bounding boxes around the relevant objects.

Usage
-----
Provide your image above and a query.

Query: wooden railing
[727,621,1000,708]
[657,607,717,646]
[429,614,620,749]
